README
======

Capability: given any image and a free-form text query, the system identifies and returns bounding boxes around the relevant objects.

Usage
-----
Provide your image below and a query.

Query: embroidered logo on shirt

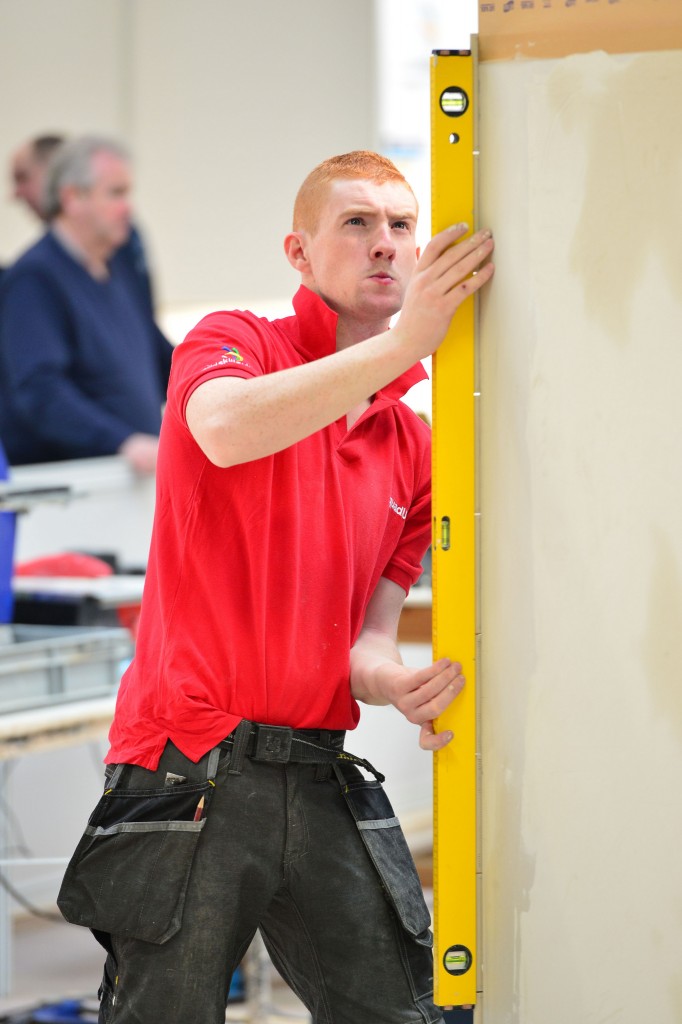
[200,345,249,373]
[389,497,408,520]
[221,345,244,363]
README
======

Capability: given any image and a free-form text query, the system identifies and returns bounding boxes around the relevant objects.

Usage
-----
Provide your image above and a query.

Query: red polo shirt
[107,287,431,768]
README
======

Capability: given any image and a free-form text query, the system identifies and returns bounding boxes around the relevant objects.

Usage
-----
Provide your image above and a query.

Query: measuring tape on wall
[430,44,480,1010]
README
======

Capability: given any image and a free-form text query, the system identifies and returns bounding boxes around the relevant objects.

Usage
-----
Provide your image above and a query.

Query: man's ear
[59,183,81,217]
[283,231,309,272]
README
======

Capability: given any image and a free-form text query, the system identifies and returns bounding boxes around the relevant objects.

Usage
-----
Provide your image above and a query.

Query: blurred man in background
[0,135,172,471]
[10,132,158,312]
[10,133,64,219]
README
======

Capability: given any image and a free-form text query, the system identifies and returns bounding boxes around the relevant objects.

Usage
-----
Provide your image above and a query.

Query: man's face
[298,178,419,327]
[67,150,133,256]
[11,145,47,219]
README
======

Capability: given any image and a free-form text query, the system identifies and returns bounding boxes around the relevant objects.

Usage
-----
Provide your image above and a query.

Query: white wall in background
[0,0,376,312]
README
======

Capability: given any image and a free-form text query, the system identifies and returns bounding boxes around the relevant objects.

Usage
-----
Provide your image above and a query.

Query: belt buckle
[254,725,293,763]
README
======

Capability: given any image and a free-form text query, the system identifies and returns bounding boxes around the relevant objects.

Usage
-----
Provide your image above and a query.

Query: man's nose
[370,225,396,260]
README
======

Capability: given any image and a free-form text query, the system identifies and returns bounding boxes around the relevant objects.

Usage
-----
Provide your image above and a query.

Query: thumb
[419,722,454,751]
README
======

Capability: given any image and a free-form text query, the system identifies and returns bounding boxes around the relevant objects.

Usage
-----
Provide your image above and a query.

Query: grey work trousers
[58,725,444,1024]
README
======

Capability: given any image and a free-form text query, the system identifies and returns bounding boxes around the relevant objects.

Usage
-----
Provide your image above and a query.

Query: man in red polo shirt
[59,152,494,1024]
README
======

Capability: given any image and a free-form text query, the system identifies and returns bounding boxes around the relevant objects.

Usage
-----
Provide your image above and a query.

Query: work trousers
[58,724,444,1024]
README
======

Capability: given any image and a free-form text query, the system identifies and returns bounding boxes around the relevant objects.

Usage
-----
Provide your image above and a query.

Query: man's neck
[51,218,111,281]
[336,316,390,427]
[335,315,392,352]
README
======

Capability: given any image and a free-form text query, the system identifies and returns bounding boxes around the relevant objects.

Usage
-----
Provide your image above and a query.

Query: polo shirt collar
[291,285,428,403]
[292,285,338,361]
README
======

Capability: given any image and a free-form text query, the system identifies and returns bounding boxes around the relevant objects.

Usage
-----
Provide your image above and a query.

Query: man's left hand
[366,657,465,750]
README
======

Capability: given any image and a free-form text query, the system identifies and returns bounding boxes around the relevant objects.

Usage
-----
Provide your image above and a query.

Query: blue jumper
[0,231,173,465]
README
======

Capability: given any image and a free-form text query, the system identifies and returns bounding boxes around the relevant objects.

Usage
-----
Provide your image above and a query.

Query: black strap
[227,719,252,776]
[287,737,385,783]
[315,731,332,782]
[222,722,385,783]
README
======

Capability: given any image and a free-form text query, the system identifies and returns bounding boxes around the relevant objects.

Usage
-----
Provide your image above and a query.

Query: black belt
[222,720,384,782]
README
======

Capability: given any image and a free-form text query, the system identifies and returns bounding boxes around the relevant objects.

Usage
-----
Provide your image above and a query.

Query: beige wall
[0,0,126,259]
[0,0,382,928]
[479,49,682,1023]
[0,0,376,310]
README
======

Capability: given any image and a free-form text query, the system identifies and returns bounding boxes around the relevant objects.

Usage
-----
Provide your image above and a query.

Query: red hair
[293,151,415,234]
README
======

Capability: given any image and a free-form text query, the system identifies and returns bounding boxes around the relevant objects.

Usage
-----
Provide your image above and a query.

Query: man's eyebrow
[339,206,417,222]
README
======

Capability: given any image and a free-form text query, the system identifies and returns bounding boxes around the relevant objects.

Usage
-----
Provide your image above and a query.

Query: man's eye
[347,217,364,226]
[393,221,410,231]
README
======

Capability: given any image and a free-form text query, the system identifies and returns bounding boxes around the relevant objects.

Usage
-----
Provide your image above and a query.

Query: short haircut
[30,134,65,164]
[43,135,130,221]
[293,151,416,235]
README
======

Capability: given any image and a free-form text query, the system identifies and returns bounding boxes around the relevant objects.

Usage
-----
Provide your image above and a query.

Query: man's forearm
[187,327,414,469]
[350,627,404,706]
[187,225,495,468]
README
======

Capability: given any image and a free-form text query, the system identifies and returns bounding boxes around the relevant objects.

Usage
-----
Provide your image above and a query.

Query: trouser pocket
[334,762,432,941]
[57,743,221,944]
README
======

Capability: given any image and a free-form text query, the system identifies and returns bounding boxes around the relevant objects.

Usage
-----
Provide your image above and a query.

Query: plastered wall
[478,50,682,1023]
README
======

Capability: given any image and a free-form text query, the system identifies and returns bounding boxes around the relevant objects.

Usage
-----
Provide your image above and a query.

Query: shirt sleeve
[168,311,269,424]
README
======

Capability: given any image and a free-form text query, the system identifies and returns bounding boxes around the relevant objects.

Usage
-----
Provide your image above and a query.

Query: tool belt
[221,719,385,782]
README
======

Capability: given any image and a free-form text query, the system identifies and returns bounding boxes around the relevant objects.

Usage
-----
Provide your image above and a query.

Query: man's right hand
[186,224,494,470]
[118,433,159,475]
[393,224,494,361]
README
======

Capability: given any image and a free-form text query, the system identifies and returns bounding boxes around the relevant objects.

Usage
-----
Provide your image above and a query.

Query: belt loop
[315,731,332,781]
[104,764,125,791]
[206,746,220,782]
[227,719,252,776]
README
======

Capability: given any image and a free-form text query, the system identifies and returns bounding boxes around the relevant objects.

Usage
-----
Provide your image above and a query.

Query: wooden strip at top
[479,0,682,61]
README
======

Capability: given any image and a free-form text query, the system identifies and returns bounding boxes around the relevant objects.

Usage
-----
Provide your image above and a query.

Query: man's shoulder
[11,232,60,267]
[1,233,67,291]
[184,306,297,358]
[402,404,431,435]
[192,307,266,330]
[192,306,293,333]
[390,402,431,468]
[169,307,293,389]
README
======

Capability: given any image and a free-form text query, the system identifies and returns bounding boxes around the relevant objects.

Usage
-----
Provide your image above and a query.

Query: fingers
[409,225,494,320]
[394,224,494,362]
[419,224,493,277]
[433,233,494,294]
[395,658,465,725]
[417,222,474,269]
[437,238,494,291]
[389,659,466,751]
[419,721,454,751]
[416,657,465,708]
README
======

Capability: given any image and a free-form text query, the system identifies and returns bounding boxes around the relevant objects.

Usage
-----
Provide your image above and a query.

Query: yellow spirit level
[430,44,479,1010]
